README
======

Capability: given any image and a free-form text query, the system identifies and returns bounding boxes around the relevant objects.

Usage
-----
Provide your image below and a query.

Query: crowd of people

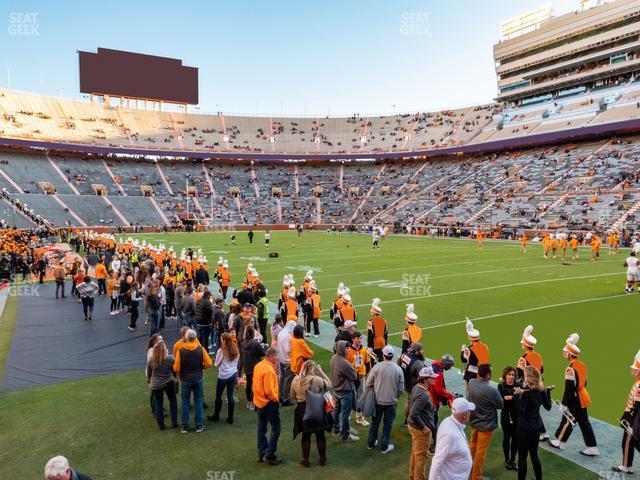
[32,229,640,480]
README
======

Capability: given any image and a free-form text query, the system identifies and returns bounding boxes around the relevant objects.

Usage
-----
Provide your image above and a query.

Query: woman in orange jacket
[290,325,314,374]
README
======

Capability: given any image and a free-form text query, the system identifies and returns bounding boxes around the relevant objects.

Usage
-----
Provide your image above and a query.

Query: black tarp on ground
[1,283,178,391]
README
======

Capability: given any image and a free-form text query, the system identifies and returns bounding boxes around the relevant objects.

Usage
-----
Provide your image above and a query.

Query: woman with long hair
[207,332,239,424]
[147,340,177,430]
[516,366,553,480]
[290,360,331,467]
[145,333,163,414]
[128,282,140,332]
[497,365,521,470]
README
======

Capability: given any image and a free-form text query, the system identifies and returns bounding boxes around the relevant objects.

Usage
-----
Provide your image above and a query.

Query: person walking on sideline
[76,276,98,322]
[53,260,66,299]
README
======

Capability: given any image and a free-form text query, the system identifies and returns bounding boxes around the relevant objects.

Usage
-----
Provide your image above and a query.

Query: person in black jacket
[243,325,266,411]
[194,264,209,288]
[515,366,553,480]
[235,284,256,306]
[497,365,521,471]
[195,290,214,352]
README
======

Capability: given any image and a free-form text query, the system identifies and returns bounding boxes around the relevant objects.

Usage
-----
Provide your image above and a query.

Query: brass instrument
[552,399,576,426]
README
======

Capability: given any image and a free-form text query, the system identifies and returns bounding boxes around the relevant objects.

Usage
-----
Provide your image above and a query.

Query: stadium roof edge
[2,116,640,161]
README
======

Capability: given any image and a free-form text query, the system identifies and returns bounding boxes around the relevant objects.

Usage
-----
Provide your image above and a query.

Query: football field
[0,229,633,479]
[134,230,633,425]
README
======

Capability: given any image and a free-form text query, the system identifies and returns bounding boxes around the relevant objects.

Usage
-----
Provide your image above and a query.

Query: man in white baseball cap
[429,397,475,480]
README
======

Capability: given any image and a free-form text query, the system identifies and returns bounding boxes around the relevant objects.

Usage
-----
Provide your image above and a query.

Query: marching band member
[306,281,321,338]
[612,350,640,474]
[280,286,299,322]
[219,259,230,300]
[367,298,387,361]
[278,275,293,310]
[461,319,489,389]
[517,325,548,441]
[334,291,356,332]
[401,304,421,353]
[549,333,599,456]
[330,282,346,326]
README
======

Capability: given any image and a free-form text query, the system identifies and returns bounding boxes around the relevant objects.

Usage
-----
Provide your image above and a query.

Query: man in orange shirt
[560,234,568,259]
[94,260,108,296]
[570,235,580,260]
[253,348,282,465]
[590,235,601,261]
[520,234,527,254]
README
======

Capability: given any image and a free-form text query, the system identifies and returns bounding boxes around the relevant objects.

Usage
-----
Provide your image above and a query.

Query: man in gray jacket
[408,366,438,480]
[331,340,359,441]
[367,345,404,454]
[467,363,504,480]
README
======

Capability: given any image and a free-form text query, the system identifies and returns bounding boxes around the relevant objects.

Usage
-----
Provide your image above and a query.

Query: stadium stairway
[155,163,174,195]
[233,196,246,224]
[349,164,387,223]
[612,198,640,231]
[0,197,36,227]
[47,155,80,195]
[0,168,25,193]
[101,160,126,196]
[250,166,260,197]
[51,195,86,227]
[101,196,129,225]
[148,197,171,226]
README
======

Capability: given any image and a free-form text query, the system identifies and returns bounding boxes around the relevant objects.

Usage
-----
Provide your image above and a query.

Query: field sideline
[132,230,633,425]
[0,230,631,479]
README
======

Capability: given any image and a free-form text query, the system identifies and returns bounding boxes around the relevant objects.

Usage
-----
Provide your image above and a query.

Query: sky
[2,0,582,116]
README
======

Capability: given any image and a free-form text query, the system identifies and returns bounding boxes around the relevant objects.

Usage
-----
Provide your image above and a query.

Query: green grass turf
[0,344,598,479]
[130,230,634,425]
[0,231,627,478]
[0,293,17,382]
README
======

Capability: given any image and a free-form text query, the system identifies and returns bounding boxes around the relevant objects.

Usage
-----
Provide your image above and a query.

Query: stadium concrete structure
[3,0,640,231]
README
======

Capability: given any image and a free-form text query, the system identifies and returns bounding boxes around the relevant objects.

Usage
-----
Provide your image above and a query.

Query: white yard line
[321,271,621,312]
[387,293,628,336]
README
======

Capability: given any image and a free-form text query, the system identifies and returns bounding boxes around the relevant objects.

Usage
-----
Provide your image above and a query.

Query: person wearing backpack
[291,360,331,467]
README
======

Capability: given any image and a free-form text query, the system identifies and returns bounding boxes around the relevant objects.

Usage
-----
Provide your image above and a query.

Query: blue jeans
[333,390,354,439]
[148,308,160,336]
[181,378,204,429]
[215,374,237,404]
[368,403,397,450]
[257,401,281,459]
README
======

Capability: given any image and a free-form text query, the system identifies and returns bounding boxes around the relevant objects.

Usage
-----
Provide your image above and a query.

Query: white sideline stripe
[320,271,620,313]
[386,293,628,336]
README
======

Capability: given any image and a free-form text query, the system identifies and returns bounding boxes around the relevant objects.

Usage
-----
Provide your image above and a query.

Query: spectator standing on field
[429,398,475,480]
[408,366,438,480]
[367,344,404,454]
[467,364,504,480]
[331,340,359,441]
